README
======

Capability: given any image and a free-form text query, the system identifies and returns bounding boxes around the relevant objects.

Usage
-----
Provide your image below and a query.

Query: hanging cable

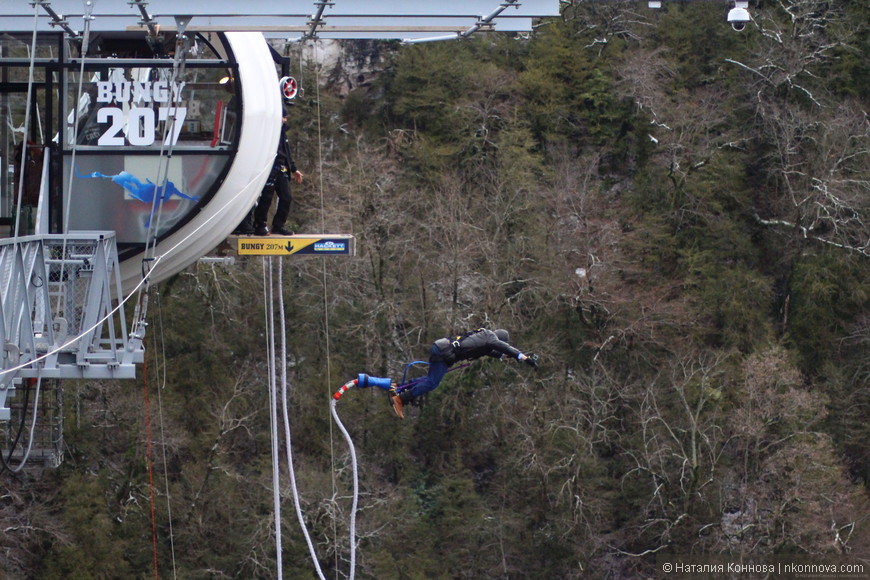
[13,2,40,239]
[143,16,191,263]
[7,374,43,473]
[58,0,96,321]
[152,288,179,578]
[307,38,345,576]
[127,21,192,366]
[264,258,284,577]
[3,0,46,476]
[276,258,329,580]
[0,378,32,474]
[141,357,160,580]
[134,18,193,351]
[60,0,95,220]
[292,36,360,578]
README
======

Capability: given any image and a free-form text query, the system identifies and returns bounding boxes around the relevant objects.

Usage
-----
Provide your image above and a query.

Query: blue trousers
[409,344,450,398]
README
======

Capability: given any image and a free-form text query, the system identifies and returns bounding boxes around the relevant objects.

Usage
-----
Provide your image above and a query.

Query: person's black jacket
[434,329,521,365]
[274,123,297,173]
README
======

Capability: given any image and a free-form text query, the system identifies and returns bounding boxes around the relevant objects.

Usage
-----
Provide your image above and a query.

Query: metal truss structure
[0,232,145,421]
[1,0,562,41]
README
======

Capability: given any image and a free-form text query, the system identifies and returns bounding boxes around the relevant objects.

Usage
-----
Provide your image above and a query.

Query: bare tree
[619,351,730,556]
[719,347,870,556]
[726,1,870,257]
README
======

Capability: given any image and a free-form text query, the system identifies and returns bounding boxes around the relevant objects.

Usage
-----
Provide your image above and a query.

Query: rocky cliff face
[269,38,396,98]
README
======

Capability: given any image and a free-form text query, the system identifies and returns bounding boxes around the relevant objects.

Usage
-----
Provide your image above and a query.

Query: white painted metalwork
[1,0,559,39]
[0,232,145,420]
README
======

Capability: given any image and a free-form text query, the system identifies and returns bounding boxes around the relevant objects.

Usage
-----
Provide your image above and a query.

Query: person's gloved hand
[524,353,539,370]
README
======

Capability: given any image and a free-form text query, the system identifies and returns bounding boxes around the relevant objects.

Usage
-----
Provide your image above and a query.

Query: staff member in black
[254,109,303,236]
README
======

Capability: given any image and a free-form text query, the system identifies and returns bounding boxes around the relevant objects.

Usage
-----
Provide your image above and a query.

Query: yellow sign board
[234,234,355,256]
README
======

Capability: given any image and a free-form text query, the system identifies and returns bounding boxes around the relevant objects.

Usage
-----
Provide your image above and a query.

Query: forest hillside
[2,1,869,578]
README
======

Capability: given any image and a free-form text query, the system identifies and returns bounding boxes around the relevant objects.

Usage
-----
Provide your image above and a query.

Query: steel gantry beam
[1,0,561,40]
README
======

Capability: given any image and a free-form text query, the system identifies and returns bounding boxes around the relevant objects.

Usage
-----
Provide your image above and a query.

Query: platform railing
[0,232,145,421]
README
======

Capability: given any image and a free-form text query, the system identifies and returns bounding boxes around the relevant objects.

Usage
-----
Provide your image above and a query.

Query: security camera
[727,1,751,31]
[727,8,750,31]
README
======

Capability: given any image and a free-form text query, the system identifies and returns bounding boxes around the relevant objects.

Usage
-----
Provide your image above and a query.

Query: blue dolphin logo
[75,167,199,228]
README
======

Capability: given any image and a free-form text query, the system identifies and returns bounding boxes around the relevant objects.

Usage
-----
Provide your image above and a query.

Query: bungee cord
[263,258,285,577]
[277,258,329,580]
[329,397,359,580]
[326,362,476,578]
[308,36,362,579]
[262,256,329,579]
[258,38,359,580]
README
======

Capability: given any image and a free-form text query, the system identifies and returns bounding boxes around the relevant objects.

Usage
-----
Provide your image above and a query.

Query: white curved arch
[119,32,281,292]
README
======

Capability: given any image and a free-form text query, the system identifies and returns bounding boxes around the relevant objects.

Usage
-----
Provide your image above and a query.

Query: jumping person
[390,328,537,419]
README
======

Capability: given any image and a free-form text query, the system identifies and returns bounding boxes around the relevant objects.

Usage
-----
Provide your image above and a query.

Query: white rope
[329,399,359,580]
[264,258,283,577]
[275,258,329,580]
[152,288,178,578]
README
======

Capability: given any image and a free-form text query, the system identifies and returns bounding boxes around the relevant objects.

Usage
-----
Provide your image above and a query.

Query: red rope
[143,357,160,579]
[210,100,224,147]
